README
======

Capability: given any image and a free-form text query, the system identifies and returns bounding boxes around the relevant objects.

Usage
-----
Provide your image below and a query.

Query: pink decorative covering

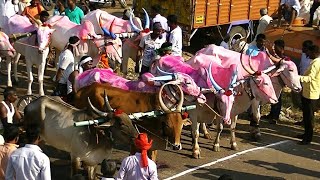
[0,31,15,57]
[8,15,36,34]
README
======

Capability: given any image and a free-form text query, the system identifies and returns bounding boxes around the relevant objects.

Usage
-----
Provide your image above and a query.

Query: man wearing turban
[116,133,158,180]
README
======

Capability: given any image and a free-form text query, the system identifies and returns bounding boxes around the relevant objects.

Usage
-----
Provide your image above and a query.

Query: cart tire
[41,0,54,11]
[118,0,127,8]
[17,95,38,115]
[228,26,247,49]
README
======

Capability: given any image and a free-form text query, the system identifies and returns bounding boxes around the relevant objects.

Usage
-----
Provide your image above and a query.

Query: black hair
[26,124,41,143]
[302,40,313,48]
[39,11,50,17]
[218,174,233,180]
[161,42,172,49]
[256,33,266,41]
[274,39,285,49]
[167,15,178,24]
[80,55,91,62]
[69,36,80,44]
[308,45,320,54]
[3,124,19,142]
[101,159,117,177]
[151,5,161,13]
[72,174,86,180]
[3,87,16,100]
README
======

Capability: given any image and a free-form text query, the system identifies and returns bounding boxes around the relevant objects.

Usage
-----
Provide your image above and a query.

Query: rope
[203,102,223,119]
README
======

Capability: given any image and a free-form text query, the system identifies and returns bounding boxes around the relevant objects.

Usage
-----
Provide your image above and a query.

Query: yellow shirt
[300,57,320,99]
[0,143,18,179]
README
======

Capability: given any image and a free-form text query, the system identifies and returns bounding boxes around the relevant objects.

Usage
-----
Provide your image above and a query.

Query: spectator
[53,0,65,16]
[68,55,94,103]
[277,0,301,29]
[79,0,90,15]
[262,39,291,124]
[0,0,18,31]
[299,40,313,75]
[0,125,19,179]
[21,0,44,21]
[39,10,49,23]
[220,34,230,50]
[0,87,22,131]
[298,45,320,145]
[16,0,30,15]
[101,159,117,180]
[246,33,267,56]
[53,36,80,97]
[151,5,168,38]
[137,22,165,75]
[167,14,182,56]
[6,124,51,179]
[255,8,273,39]
[116,133,158,180]
[304,0,320,27]
[65,0,84,24]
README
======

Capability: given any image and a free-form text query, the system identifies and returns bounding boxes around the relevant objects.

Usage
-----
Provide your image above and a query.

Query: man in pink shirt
[0,125,19,179]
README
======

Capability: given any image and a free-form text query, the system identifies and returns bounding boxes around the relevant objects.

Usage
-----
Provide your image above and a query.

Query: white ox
[152,55,278,158]
[83,9,151,74]
[6,15,54,96]
[24,96,138,180]
[46,15,122,69]
[186,45,301,157]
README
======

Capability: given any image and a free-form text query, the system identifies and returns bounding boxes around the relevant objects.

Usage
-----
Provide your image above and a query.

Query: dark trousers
[308,2,320,25]
[269,93,282,119]
[301,96,317,142]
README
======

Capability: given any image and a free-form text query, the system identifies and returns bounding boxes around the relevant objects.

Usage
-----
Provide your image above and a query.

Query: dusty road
[0,3,319,180]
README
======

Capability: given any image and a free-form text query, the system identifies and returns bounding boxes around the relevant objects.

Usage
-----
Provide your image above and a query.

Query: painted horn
[103,90,114,112]
[158,81,184,113]
[158,82,171,113]
[229,68,238,89]
[240,50,255,75]
[208,62,223,93]
[175,83,184,112]
[261,65,277,74]
[142,8,150,29]
[129,12,141,33]
[88,97,109,117]
[157,66,174,76]
[108,18,117,39]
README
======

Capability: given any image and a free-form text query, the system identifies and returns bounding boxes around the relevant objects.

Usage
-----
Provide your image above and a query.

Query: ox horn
[158,81,184,113]
[265,49,282,64]
[261,65,277,74]
[228,67,238,89]
[142,8,150,29]
[157,66,174,76]
[240,50,255,75]
[88,97,109,117]
[103,90,114,112]
[208,62,224,93]
[130,12,141,33]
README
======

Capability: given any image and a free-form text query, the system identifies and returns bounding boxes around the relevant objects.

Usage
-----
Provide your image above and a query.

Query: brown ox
[74,82,191,153]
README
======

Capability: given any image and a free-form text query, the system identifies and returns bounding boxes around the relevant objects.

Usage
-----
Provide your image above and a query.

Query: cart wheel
[17,95,38,115]
[40,0,54,11]
[228,26,247,51]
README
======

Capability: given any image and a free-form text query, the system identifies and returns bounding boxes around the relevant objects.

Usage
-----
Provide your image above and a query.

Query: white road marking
[164,140,290,180]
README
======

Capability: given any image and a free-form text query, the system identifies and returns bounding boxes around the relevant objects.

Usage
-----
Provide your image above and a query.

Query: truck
[134,0,281,46]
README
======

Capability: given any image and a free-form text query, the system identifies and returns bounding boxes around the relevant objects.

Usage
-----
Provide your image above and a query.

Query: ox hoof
[204,133,212,140]
[251,133,261,142]
[192,151,201,159]
[231,144,238,151]
[213,145,220,152]
[12,79,19,86]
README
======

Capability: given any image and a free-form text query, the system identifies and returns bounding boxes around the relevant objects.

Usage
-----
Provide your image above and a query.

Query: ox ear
[99,119,115,128]
[182,118,192,126]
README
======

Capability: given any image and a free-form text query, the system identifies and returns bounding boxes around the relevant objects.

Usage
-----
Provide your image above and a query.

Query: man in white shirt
[167,14,182,56]
[53,36,80,97]
[116,133,158,180]
[256,8,273,38]
[0,0,18,32]
[151,5,168,39]
[137,22,165,75]
[277,0,301,28]
[6,125,51,180]
[299,40,313,75]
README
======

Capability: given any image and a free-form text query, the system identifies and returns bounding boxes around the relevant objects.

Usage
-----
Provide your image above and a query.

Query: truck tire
[228,26,247,49]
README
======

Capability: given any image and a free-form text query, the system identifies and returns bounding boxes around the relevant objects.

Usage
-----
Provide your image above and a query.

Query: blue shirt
[246,44,261,57]
[65,6,84,24]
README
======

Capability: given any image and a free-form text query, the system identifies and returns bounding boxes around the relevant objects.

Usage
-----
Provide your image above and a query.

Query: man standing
[65,0,84,24]
[167,15,182,56]
[277,0,301,29]
[151,5,168,38]
[299,45,320,145]
[137,22,165,75]
[246,33,267,56]
[256,8,273,38]
[21,0,44,21]
[0,87,22,131]
[53,36,79,97]
[299,40,313,75]
[305,0,320,27]
[116,133,158,180]
[6,125,51,179]
[0,125,19,179]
